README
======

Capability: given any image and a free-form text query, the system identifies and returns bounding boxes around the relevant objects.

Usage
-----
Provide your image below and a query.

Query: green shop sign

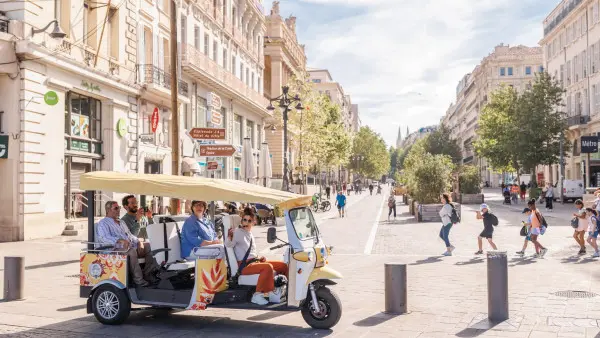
[44,91,59,106]
[71,140,90,152]
[117,118,127,137]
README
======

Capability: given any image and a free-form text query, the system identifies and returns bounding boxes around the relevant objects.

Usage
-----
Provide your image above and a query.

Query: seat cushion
[167,261,195,271]
[238,274,260,286]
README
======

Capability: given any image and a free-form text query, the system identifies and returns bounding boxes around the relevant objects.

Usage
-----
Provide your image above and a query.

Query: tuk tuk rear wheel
[92,285,131,325]
[301,287,342,330]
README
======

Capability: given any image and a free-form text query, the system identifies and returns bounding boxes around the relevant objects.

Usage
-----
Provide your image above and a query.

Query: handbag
[570,217,579,229]
[520,225,528,237]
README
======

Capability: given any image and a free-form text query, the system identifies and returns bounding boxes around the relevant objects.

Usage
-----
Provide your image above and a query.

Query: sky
[264,0,559,147]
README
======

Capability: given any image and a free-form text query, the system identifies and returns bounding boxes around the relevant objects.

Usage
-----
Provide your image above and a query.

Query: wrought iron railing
[137,64,188,97]
[567,114,590,126]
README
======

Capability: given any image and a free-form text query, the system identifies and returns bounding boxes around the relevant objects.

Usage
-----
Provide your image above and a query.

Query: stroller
[503,189,511,205]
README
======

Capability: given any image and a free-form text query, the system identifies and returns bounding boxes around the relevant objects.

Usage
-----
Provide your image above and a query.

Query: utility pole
[169,0,180,214]
[560,130,565,204]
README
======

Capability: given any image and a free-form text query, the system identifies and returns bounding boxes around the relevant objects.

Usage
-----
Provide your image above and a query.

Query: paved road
[1,189,600,337]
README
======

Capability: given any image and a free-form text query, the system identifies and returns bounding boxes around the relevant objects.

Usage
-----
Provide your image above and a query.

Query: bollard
[3,256,24,301]
[384,263,407,314]
[487,251,508,322]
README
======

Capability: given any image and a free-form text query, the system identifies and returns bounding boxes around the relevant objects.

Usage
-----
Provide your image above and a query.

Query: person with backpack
[522,199,548,258]
[474,204,498,255]
[517,199,548,257]
[585,208,599,258]
[573,199,588,255]
[438,193,456,256]
[387,193,396,221]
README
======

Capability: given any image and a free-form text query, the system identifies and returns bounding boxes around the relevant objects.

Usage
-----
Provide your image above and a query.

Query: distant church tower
[396,126,402,149]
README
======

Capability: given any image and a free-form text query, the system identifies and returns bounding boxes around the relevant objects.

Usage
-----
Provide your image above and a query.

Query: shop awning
[182,157,201,173]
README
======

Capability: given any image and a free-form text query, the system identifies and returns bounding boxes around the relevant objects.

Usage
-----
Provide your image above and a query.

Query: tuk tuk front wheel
[92,285,131,325]
[301,286,342,329]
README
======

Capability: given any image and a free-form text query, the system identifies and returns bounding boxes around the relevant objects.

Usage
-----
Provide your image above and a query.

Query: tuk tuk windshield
[289,207,319,240]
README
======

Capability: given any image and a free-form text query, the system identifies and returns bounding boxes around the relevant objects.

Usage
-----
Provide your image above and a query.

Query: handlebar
[270,243,287,251]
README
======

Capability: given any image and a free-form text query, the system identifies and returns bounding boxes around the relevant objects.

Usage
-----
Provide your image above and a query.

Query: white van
[552,180,584,202]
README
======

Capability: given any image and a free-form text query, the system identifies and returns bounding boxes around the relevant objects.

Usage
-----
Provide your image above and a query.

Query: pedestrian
[585,208,600,258]
[325,185,331,200]
[387,193,396,221]
[522,200,548,258]
[511,184,519,204]
[335,191,347,218]
[545,183,554,212]
[519,181,527,202]
[572,199,588,255]
[438,193,455,256]
[474,203,498,255]
[342,182,347,195]
[369,183,374,195]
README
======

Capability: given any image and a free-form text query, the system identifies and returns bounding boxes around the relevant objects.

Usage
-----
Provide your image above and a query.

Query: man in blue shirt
[335,191,347,218]
[181,200,222,259]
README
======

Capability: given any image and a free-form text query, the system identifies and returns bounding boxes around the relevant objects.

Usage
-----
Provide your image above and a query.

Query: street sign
[207,161,219,170]
[139,133,155,143]
[0,135,8,158]
[207,92,222,110]
[581,136,598,153]
[211,110,222,125]
[199,145,236,157]
[151,107,159,133]
[189,128,226,140]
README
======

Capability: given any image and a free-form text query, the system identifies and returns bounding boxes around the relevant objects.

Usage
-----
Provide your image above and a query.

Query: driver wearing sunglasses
[226,207,287,305]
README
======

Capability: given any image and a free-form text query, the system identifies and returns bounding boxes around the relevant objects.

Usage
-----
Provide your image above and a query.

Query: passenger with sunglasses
[181,200,222,259]
[226,207,288,305]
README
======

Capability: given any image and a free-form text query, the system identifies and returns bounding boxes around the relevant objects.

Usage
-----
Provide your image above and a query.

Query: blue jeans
[439,223,453,247]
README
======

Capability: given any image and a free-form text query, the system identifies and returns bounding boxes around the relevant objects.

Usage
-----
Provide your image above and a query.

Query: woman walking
[438,193,455,256]
[545,183,554,212]
[586,208,599,258]
[573,200,588,255]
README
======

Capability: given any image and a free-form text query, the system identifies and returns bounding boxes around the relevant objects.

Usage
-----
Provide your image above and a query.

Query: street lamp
[31,20,66,39]
[267,85,303,192]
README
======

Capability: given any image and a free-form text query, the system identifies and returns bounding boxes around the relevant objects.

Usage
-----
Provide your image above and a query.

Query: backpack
[450,204,460,224]
[388,198,395,208]
[535,212,548,229]
[490,213,499,226]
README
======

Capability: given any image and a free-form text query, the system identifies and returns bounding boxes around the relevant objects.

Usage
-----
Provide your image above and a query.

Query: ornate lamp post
[267,86,303,192]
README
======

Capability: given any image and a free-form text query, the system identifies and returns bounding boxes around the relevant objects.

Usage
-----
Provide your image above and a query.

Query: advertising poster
[80,115,90,138]
[71,116,80,136]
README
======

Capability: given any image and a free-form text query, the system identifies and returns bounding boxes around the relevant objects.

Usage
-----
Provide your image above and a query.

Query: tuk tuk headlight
[315,247,326,268]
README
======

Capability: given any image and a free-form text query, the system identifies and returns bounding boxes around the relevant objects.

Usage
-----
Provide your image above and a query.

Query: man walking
[388,192,396,221]
[325,185,331,200]
[545,183,554,212]
[335,191,347,218]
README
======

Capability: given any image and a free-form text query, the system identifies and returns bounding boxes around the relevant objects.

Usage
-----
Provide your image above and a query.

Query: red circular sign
[151,107,159,133]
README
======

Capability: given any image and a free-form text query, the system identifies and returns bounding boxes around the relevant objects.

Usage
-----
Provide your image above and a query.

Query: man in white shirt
[97,201,158,287]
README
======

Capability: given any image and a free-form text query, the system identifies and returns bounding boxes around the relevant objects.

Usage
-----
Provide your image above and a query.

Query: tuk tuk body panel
[307,267,343,284]
[80,252,127,288]
[186,258,228,310]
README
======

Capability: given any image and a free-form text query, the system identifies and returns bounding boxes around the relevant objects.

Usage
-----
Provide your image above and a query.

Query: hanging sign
[207,161,219,170]
[151,107,159,133]
[44,91,59,106]
[211,110,222,125]
[207,92,222,110]
[199,145,236,157]
[0,135,8,159]
[189,128,226,140]
[581,136,599,153]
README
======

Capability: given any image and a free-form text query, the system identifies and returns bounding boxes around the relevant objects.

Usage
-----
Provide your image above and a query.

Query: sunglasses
[112,206,121,210]
[242,218,252,223]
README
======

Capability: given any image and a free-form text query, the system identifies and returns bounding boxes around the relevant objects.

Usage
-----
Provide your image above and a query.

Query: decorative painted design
[80,252,127,287]
[187,258,227,311]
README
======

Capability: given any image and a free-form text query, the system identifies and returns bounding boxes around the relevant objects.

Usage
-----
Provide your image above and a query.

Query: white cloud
[278,0,556,146]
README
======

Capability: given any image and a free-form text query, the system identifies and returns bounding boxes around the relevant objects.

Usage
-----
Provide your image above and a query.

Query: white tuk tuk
[79,171,343,329]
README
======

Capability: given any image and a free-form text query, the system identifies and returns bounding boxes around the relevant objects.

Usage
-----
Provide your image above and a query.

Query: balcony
[137,64,189,99]
[180,43,268,116]
[233,26,243,46]
[567,114,590,127]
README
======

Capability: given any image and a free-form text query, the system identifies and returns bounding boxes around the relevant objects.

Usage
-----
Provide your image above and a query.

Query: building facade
[263,1,307,179]
[442,44,543,187]
[541,0,600,187]
[0,0,269,242]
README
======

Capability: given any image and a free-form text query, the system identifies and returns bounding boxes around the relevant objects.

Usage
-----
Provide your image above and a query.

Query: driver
[226,207,287,305]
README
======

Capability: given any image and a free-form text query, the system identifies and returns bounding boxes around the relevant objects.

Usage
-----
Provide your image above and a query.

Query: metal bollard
[487,251,508,322]
[3,256,25,301]
[384,263,407,314]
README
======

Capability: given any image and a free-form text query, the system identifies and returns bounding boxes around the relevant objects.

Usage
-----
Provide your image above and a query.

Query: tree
[459,165,482,194]
[389,147,400,176]
[424,125,462,164]
[474,73,569,185]
[404,138,454,203]
[350,126,390,179]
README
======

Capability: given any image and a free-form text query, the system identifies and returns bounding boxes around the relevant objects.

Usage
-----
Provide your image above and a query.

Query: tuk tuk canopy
[80,171,311,208]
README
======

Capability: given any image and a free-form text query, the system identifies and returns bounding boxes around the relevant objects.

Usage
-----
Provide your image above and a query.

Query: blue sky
[265,0,559,147]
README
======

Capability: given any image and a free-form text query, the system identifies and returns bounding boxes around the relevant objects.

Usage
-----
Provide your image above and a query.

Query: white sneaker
[251,292,268,305]
[592,251,600,258]
[268,289,284,303]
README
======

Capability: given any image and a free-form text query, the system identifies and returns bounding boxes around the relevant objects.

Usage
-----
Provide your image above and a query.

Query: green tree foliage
[404,139,454,203]
[474,73,569,182]
[389,147,400,176]
[350,126,390,179]
[459,165,482,194]
[424,125,462,164]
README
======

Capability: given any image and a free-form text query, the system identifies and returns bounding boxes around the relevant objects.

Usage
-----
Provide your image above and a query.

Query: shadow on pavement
[409,256,443,265]
[57,304,87,312]
[246,310,292,321]
[353,312,399,327]
[508,257,537,267]
[455,258,485,266]
[24,260,80,271]
[454,318,499,337]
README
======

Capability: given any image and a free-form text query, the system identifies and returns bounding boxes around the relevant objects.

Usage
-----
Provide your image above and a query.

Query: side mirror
[267,227,277,243]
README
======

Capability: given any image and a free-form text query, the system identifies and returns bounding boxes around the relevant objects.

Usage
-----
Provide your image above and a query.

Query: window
[195,96,207,128]
[583,50,588,77]
[245,68,250,86]
[65,92,102,154]
[240,64,244,81]
[162,37,170,70]
[183,103,189,129]
[234,115,242,145]
[84,0,97,48]
[567,60,572,85]
[232,56,236,76]
[194,26,200,49]
[595,2,599,24]
[500,67,505,76]
[257,125,262,149]
[204,34,209,55]
[525,66,532,75]
[223,49,227,69]
[567,95,572,114]
[246,120,254,147]
[251,73,255,90]
[312,79,322,83]
[181,15,187,45]
[213,41,218,61]
[258,76,261,93]
[162,108,170,147]
[57,0,71,38]
[107,8,119,60]
[507,67,513,76]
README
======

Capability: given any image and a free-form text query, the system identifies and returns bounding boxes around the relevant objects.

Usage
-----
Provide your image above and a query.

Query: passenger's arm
[183,219,203,248]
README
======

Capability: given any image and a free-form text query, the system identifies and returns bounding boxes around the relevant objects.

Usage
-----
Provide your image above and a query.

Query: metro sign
[0,134,7,159]
[581,136,598,153]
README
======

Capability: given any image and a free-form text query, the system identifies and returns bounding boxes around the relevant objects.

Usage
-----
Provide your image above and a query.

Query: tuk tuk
[79,171,343,329]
